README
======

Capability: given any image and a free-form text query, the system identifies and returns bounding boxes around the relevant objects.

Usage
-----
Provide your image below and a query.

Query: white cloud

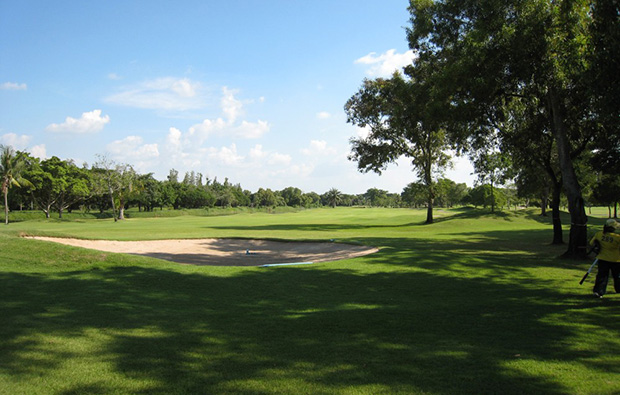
[108,73,122,80]
[1,82,27,90]
[166,127,183,150]
[249,144,267,160]
[316,111,331,119]
[288,164,315,178]
[188,118,228,142]
[301,140,338,157]
[233,120,270,139]
[104,77,205,111]
[30,144,47,159]
[207,144,244,166]
[221,87,243,122]
[105,136,160,175]
[355,49,416,78]
[107,136,159,159]
[267,152,292,166]
[188,88,270,140]
[46,109,110,134]
[0,133,31,149]
[0,134,47,159]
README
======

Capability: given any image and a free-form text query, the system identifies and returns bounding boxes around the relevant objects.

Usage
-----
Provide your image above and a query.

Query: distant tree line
[1,145,617,225]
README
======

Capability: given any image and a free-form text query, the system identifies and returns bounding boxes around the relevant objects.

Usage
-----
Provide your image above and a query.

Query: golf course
[1,207,619,394]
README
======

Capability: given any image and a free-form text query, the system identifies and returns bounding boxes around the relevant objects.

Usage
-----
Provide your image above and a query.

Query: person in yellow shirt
[589,219,620,298]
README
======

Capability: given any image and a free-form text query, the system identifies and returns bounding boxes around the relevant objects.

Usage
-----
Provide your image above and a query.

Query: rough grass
[1,207,619,394]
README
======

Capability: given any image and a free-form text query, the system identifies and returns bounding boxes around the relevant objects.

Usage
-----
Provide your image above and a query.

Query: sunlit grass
[1,207,619,394]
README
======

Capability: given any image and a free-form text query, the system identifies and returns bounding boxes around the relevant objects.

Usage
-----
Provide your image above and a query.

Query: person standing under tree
[589,219,620,298]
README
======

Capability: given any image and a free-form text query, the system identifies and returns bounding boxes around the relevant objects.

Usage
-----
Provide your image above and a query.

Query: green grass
[1,208,619,394]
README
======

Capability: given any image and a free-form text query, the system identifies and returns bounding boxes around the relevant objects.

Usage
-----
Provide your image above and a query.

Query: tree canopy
[401,0,617,256]
[345,72,451,223]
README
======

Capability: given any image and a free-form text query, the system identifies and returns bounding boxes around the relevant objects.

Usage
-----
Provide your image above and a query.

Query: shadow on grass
[2,210,618,393]
[1,252,618,394]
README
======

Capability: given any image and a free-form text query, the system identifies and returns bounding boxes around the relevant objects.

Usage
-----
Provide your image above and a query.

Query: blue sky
[0,0,474,194]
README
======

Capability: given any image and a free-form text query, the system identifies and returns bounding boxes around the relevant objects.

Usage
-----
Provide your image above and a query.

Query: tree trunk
[118,197,125,220]
[548,88,587,257]
[108,185,118,222]
[550,182,563,245]
[424,165,434,224]
[540,186,549,216]
[490,181,495,213]
[426,200,433,224]
[3,188,8,225]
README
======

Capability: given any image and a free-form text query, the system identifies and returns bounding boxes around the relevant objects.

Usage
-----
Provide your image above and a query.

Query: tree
[280,187,303,207]
[468,185,507,211]
[446,181,470,208]
[0,145,31,224]
[93,155,135,221]
[301,192,321,208]
[499,95,565,244]
[472,151,512,213]
[323,188,342,208]
[588,0,620,173]
[407,0,600,256]
[25,157,56,218]
[34,157,90,218]
[346,72,451,224]
[364,188,388,207]
[591,174,620,218]
[253,188,285,208]
[133,173,163,211]
[402,182,427,208]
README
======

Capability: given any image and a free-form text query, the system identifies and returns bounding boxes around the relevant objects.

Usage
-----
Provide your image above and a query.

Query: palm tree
[0,145,30,224]
[325,188,342,208]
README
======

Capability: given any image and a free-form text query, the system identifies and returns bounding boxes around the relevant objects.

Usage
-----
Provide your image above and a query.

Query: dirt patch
[29,237,378,267]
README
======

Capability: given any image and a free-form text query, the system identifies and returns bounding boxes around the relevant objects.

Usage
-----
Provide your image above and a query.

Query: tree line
[1,144,616,226]
[345,0,619,257]
[0,146,464,219]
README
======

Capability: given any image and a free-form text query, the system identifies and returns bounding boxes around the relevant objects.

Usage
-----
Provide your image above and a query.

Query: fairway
[1,208,619,394]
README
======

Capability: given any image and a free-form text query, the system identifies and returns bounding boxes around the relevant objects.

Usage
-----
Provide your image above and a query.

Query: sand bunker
[30,237,378,267]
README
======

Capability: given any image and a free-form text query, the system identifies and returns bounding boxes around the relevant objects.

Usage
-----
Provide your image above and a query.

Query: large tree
[588,0,620,173]
[0,145,31,224]
[346,72,450,224]
[407,0,602,256]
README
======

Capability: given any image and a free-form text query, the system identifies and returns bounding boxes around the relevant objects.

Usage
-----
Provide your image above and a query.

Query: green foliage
[279,186,303,207]
[468,184,507,210]
[591,174,620,215]
[0,145,32,224]
[252,188,284,208]
[346,72,451,222]
[322,188,342,208]
[405,0,609,255]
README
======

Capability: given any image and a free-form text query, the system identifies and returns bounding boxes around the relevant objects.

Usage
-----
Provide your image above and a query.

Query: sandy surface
[29,237,378,267]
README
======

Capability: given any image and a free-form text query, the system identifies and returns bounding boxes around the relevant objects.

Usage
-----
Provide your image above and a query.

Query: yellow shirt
[590,231,620,262]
